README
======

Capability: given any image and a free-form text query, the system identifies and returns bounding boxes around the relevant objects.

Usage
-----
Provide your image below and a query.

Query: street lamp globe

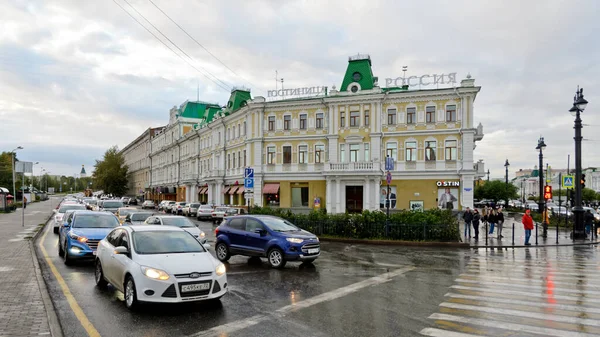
[569,104,578,116]
[576,90,588,111]
[504,159,510,168]
[536,137,546,152]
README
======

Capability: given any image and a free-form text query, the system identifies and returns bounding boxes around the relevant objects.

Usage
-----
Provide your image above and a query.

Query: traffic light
[581,174,586,189]
[569,189,575,206]
[543,185,552,201]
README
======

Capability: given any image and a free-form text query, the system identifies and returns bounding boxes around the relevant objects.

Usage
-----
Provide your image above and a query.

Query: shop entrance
[345,186,363,213]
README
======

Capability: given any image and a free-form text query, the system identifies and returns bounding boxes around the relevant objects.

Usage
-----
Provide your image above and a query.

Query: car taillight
[215,228,219,235]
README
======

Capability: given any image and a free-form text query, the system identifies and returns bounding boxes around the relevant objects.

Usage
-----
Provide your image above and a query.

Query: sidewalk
[459,217,600,248]
[0,199,58,337]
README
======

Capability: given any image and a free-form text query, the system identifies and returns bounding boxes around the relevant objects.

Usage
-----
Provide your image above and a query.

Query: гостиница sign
[267,86,327,98]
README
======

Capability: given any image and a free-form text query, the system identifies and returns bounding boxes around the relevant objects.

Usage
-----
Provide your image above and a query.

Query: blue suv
[59,211,120,265]
[215,215,320,268]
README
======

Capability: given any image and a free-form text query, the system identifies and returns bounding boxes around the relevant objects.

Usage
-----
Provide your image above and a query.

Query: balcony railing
[326,161,380,172]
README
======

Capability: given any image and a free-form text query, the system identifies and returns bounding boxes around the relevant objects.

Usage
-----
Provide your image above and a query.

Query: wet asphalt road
[35,207,470,337]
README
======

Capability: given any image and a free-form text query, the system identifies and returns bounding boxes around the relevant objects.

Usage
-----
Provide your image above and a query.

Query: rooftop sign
[385,73,457,88]
[267,86,327,98]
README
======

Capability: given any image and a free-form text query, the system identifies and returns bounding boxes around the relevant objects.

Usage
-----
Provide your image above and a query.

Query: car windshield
[261,217,300,232]
[168,201,176,205]
[190,203,200,207]
[178,202,186,206]
[87,200,98,205]
[59,205,86,213]
[73,214,119,228]
[216,207,229,212]
[226,209,238,214]
[131,213,153,221]
[133,231,205,254]
[118,208,135,216]
[103,201,123,208]
[160,217,196,228]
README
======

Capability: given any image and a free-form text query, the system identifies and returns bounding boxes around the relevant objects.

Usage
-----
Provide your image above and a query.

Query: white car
[144,215,207,243]
[94,225,227,310]
[172,202,187,215]
[53,204,87,233]
[196,205,214,221]
[211,207,231,224]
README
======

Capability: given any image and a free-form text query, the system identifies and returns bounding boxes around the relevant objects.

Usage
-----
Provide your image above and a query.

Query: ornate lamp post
[10,146,23,197]
[535,137,546,214]
[570,87,588,239]
[486,169,490,181]
[504,159,510,208]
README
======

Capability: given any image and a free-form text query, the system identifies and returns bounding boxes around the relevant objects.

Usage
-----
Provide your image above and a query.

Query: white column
[336,178,341,213]
[326,178,332,211]
[461,174,474,210]
[364,178,370,211]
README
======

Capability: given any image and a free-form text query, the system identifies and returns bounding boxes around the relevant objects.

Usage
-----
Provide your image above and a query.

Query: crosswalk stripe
[469,258,598,266]
[428,313,598,337]
[455,278,600,296]
[466,267,600,277]
[468,262,600,272]
[445,293,600,314]
[439,302,600,327]
[419,327,482,337]
[458,273,600,287]
[450,285,594,302]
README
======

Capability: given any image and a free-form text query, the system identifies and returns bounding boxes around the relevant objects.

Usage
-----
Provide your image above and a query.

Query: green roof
[340,55,376,92]
[222,88,252,116]
[179,101,217,119]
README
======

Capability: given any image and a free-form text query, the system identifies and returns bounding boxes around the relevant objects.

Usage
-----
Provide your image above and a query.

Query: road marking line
[190,266,415,337]
[455,278,600,296]
[439,302,600,327]
[419,327,481,337]
[466,267,600,277]
[445,293,600,314]
[458,273,600,287]
[428,313,598,337]
[38,221,101,337]
[451,285,594,302]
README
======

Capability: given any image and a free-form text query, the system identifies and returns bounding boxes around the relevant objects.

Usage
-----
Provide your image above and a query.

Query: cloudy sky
[1,0,599,179]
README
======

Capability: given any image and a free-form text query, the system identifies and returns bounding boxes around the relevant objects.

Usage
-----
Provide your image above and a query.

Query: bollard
[535,222,538,245]
[485,221,488,247]
[512,222,515,247]
[556,217,559,244]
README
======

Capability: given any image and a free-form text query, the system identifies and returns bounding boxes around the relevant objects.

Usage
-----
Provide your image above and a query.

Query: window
[426,106,435,123]
[407,107,416,124]
[228,218,245,231]
[316,113,323,129]
[386,142,397,161]
[445,140,457,160]
[283,146,292,164]
[292,187,309,207]
[238,152,241,168]
[243,121,247,135]
[267,147,276,164]
[349,144,359,162]
[233,127,236,139]
[233,153,236,168]
[315,145,325,163]
[364,110,370,126]
[339,144,345,162]
[228,128,231,140]
[238,124,241,138]
[446,105,457,122]
[340,112,346,127]
[405,142,417,162]
[299,114,307,130]
[387,109,397,125]
[284,115,291,130]
[350,111,360,127]
[218,132,221,144]
[298,145,308,164]
[364,143,370,161]
[425,141,437,161]
[228,154,231,169]
[268,116,275,131]
[243,150,246,166]
[245,219,263,233]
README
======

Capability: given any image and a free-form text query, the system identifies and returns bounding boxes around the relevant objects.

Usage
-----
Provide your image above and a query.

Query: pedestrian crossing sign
[562,175,574,189]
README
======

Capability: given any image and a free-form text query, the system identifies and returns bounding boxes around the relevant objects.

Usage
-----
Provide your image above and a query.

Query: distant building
[120,127,165,198]
[80,165,87,178]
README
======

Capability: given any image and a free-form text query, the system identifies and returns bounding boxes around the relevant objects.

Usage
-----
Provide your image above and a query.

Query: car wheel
[63,246,72,266]
[58,241,64,257]
[124,276,139,310]
[267,248,286,269]
[95,260,108,289]
[53,227,59,234]
[215,243,230,262]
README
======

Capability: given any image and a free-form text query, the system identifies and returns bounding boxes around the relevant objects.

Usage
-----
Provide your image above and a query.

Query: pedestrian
[496,207,505,239]
[584,209,594,237]
[481,206,488,231]
[522,209,534,246]
[463,207,473,238]
[488,208,497,235]
[472,209,481,240]
[23,196,27,209]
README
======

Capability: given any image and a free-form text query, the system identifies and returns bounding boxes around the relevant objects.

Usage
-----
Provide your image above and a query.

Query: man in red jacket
[522,209,534,246]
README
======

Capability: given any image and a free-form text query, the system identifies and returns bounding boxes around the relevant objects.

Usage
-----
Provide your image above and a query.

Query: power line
[147,0,260,91]
[111,0,230,92]
[122,0,231,90]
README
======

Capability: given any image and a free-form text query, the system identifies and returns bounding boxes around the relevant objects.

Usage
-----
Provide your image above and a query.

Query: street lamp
[486,169,490,181]
[535,137,546,214]
[570,86,588,239]
[504,159,510,208]
[10,146,23,197]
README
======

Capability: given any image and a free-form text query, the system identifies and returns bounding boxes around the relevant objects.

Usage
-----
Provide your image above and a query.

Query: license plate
[92,251,97,256]
[181,283,210,292]
[308,248,320,254]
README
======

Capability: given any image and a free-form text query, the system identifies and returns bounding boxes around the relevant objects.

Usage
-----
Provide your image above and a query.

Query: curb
[31,211,64,337]
[471,240,600,249]
[319,237,470,248]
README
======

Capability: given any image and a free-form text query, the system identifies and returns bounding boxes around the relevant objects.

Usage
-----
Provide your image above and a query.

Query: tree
[582,188,597,202]
[93,146,128,196]
[474,180,519,202]
[0,152,17,194]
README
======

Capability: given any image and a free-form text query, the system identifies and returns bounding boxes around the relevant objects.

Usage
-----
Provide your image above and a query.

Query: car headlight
[141,266,170,280]
[215,263,226,276]
[68,232,88,243]
[199,231,206,239]
[286,238,304,244]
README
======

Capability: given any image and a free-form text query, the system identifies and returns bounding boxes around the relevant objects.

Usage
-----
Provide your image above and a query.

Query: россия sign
[385,73,457,88]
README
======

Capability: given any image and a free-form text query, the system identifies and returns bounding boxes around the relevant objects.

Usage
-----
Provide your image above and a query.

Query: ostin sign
[385,73,457,88]
[436,181,460,187]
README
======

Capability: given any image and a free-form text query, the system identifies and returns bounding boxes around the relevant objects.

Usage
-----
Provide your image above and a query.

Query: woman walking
[488,208,497,235]
[497,208,505,239]
[522,209,534,246]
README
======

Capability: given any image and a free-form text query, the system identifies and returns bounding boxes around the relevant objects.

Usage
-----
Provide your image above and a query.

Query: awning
[198,187,206,194]
[263,183,280,194]
[229,186,239,195]
[236,186,245,194]
[204,187,209,195]
[222,186,231,194]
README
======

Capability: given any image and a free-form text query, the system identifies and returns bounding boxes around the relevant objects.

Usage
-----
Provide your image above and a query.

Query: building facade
[144,55,485,212]
[121,127,164,198]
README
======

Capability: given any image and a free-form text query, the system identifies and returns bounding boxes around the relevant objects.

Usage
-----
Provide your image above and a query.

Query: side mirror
[203,243,211,250]
[53,209,58,213]
[254,228,266,236]
[114,246,128,255]
[125,218,131,222]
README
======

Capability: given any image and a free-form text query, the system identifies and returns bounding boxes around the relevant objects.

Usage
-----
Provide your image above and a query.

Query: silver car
[183,203,200,217]
[123,212,154,225]
[144,215,206,243]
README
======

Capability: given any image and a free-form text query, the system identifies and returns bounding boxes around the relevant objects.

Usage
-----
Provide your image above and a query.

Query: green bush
[250,207,460,242]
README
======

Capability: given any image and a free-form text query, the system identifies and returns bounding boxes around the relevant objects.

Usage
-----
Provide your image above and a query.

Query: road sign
[385,157,394,171]
[562,175,574,189]
[244,193,254,199]
[386,171,392,185]
[244,178,254,189]
[15,161,33,173]
[244,167,254,178]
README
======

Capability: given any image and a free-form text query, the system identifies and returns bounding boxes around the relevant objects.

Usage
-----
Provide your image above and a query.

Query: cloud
[1,0,599,179]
